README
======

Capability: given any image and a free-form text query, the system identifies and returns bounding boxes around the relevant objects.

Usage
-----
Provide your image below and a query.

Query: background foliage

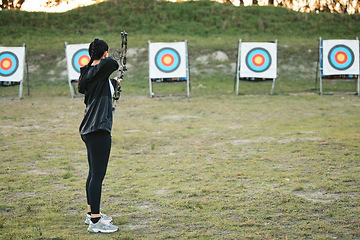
[0,0,359,49]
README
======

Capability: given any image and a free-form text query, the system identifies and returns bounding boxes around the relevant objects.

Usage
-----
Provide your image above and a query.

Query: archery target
[239,42,277,78]
[0,47,25,82]
[328,45,354,70]
[149,42,187,79]
[245,48,272,73]
[155,48,181,73]
[65,43,90,80]
[323,40,359,75]
[72,49,90,73]
[0,52,18,77]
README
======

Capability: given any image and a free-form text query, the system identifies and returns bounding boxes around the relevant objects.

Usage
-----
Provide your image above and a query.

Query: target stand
[65,42,90,98]
[148,41,190,97]
[0,44,28,99]
[317,37,359,95]
[235,40,277,95]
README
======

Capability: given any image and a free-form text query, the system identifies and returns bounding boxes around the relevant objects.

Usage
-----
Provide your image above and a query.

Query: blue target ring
[155,48,180,73]
[0,51,19,77]
[328,45,354,71]
[245,48,272,73]
[72,49,90,73]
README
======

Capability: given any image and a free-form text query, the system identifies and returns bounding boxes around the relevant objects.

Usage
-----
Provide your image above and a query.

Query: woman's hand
[115,77,123,84]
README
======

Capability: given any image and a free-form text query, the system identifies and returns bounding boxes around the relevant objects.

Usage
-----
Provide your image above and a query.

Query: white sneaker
[87,217,118,233]
[85,213,113,225]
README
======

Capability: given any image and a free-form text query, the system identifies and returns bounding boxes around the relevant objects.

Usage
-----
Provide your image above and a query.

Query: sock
[87,212,91,216]
[91,217,101,224]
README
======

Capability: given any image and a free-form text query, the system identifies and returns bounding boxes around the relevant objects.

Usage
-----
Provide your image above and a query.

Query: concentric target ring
[155,47,181,73]
[0,51,19,77]
[328,44,354,71]
[72,49,90,73]
[245,48,272,73]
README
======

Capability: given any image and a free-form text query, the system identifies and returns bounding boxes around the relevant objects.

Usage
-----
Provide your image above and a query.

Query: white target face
[323,40,359,75]
[239,42,277,79]
[149,42,187,79]
[65,43,90,80]
[0,47,25,82]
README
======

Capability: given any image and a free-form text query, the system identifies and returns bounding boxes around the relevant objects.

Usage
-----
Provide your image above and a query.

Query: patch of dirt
[160,115,200,120]
[294,191,341,203]
[277,137,322,144]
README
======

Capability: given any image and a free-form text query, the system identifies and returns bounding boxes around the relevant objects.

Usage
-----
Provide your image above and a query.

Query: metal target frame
[148,40,190,98]
[65,42,90,98]
[235,39,278,95]
[0,44,28,99]
[317,37,360,95]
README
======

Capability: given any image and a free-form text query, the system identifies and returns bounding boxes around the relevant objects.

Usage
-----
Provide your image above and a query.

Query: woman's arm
[98,57,119,78]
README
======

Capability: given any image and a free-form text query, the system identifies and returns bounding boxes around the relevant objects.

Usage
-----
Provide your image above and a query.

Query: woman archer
[78,38,121,233]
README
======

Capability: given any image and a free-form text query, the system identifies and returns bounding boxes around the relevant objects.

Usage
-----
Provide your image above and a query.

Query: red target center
[252,54,265,67]
[334,51,348,64]
[78,55,90,67]
[161,54,174,67]
[0,57,13,71]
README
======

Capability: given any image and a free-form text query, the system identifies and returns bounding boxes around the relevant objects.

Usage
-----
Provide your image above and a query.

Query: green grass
[0,0,359,49]
[0,94,359,239]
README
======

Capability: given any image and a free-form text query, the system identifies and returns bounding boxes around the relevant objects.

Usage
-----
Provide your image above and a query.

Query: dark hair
[78,38,109,93]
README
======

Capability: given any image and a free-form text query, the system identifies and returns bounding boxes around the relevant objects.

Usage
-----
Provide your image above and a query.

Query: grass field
[1,0,360,238]
[0,92,359,239]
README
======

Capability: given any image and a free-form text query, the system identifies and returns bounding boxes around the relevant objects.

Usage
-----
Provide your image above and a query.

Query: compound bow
[112,31,128,102]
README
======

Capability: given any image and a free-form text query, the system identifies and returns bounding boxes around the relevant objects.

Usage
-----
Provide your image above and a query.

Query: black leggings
[81,130,111,215]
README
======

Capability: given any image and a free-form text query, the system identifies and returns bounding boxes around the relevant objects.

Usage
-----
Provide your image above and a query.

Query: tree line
[227,0,359,14]
[1,0,359,14]
[1,0,25,10]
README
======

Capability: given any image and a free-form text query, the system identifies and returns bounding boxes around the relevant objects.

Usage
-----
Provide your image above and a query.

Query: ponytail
[78,38,109,94]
